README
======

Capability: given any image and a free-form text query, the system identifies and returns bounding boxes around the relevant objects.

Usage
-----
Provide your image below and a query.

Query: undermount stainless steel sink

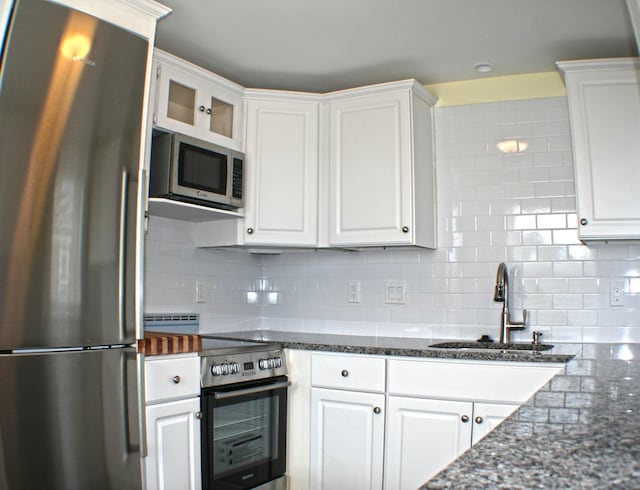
[429,341,554,352]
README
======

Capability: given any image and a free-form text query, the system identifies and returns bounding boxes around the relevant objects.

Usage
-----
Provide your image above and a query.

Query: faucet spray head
[494,262,508,302]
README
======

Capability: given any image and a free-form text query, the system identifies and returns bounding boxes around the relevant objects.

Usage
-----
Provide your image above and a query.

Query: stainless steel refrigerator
[0,1,148,489]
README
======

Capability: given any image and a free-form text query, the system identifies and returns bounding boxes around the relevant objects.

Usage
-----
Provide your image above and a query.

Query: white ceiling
[154,0,637,93]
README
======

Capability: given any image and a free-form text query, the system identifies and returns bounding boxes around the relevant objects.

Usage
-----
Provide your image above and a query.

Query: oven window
[178,142,227,194]
[202,378,287,490]
[214,397,277,477]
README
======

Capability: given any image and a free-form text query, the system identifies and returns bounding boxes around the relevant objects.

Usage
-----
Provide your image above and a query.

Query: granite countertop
[206,331,640,488]
[422,343,640,489]
[203,330,576,363]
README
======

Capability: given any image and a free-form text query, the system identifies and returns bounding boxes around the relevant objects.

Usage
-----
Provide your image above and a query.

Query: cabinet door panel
[561,60,640,239]
[471,402,518,446]
[155,63,201,135]
[243,99,319,245]
[385,396,472,490]
[329,93,413,246]
[145,397,201,490]
[310,388,385,490]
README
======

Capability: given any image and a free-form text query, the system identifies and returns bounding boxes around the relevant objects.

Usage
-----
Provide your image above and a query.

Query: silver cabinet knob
[341,369,349,377]
[475,416,484,424]
[401,226,409,233]
[373,406,381,414]
[461,415,470,423]
[580,218,588,226]
[247,227,254,234]
[172,375,181,384]
[195,411,203,419]
[199,105,205,112]
[206,108,212,115]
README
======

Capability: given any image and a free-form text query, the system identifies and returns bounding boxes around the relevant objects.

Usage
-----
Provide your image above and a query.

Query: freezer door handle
[137,353,148,458]
[118,167,128,341]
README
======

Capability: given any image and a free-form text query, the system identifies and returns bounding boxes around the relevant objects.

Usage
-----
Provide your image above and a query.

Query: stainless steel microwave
[149,132,244,209]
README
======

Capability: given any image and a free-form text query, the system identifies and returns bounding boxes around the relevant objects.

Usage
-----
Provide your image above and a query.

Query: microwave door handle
[213,381,291,400]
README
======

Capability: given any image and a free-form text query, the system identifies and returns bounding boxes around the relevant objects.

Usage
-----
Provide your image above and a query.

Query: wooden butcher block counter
[138,331,201,355]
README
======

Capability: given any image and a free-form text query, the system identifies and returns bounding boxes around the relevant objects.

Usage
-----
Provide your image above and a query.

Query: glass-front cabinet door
[153,50,244,151]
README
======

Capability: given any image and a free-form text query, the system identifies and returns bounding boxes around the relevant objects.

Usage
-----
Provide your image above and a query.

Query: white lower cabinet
[306,352,562,490]
[309,353,386,490]
[384,397,517,489]
[310,388,385,490]
[145,397,202,490]
[143,355,201,490]
[471,402,519,445]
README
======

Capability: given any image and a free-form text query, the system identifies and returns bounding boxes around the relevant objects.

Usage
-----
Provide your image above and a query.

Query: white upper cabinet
[558,58,640,240]
[152,49,244,151]
[327,81,437,248]
[196,91,321,248]
[241,92,320,246]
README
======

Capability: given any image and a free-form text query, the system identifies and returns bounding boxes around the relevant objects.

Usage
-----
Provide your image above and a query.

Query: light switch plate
[385,281,407,304]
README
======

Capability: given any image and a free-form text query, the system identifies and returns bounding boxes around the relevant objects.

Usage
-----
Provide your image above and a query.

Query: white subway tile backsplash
[507,215,537,230]
[144,97,640,343]
[522,230,552,246]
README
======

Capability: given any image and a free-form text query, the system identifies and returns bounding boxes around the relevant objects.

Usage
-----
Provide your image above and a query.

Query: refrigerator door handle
[118,167,129,341]
[135,167,147,342]
[137,353,148,458]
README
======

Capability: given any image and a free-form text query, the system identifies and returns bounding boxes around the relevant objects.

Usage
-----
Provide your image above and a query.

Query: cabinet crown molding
[244,88,325,102]
[117,0,172,19]
[557,57,640,80]
[245,79,438,106]
[325,78,437,105]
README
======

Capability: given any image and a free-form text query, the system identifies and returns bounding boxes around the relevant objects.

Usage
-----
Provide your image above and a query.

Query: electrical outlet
[195,280,207,303]
[385,281,407,304]
[348,281,361,303]
[610,281,625,306]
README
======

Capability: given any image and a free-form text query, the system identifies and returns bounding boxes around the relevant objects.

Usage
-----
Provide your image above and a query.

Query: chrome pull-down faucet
[494,262,528,343]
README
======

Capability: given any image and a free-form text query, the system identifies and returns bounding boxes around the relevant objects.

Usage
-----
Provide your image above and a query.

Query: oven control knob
[211,364,222,376]
[273,357,282,368]
[258,359,269,370]
[221,363,230,375]
[231,362,240,374]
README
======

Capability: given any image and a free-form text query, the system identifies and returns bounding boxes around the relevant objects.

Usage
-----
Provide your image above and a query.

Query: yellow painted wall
[425,72,566,107]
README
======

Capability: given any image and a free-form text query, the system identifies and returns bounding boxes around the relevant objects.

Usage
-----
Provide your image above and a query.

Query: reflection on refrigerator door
[0,349,141,490]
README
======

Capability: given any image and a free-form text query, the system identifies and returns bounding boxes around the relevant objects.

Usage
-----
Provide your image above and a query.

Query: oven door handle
[213,380,292,400]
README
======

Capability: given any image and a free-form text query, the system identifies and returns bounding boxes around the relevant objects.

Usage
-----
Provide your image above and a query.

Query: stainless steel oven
[200,338,289,490]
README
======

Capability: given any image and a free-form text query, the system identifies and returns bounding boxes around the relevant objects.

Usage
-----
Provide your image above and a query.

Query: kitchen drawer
[387,359,562,403]
[311,353,386,393]
[145,355,200,403]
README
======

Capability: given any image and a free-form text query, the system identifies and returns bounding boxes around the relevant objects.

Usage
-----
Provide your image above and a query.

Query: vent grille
[144,313,199,327]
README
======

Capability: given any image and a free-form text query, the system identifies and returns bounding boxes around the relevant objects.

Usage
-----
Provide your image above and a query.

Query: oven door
[201,376,289,490]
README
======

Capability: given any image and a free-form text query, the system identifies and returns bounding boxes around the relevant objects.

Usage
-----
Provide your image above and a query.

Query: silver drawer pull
[195,411,203,419]
[373,406,381,414]
[341,370,349,377]
[461,415,470,423]
[172,375,181,384]
[475,416,484,424]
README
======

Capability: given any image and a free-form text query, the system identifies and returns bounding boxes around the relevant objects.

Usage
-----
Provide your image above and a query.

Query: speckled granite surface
[423,343,640,489]
[204,331,576,363]
[207,331,639,488]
